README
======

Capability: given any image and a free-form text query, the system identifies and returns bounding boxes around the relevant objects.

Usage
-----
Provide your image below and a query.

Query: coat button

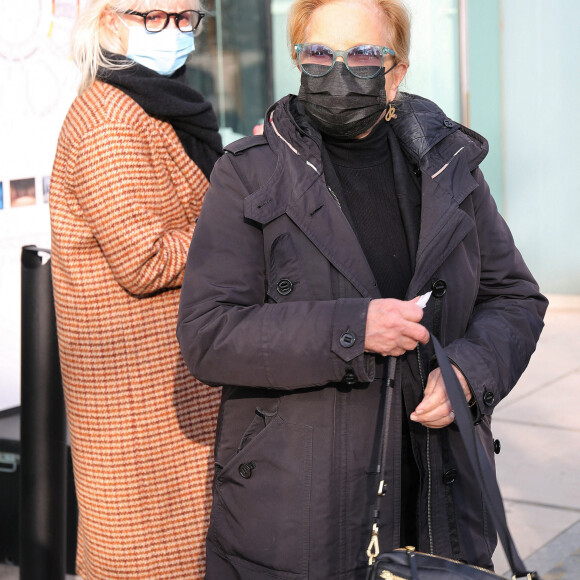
[431,279,447,298]
[276,279,293,296]
[342,368,357,385]
[494,439,501,454]
[444,119,454,128]
[483,390,495,407]
[443,469,457,485]
[339,332,356,348]
[239,461,256,479]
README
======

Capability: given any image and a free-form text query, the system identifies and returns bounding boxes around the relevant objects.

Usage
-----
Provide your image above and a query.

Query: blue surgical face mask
[118,16,195,76]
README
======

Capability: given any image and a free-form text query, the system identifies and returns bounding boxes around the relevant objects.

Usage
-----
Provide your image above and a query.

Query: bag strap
[367,357,397,565]
[431,336,539,579]
[367,339,539,579]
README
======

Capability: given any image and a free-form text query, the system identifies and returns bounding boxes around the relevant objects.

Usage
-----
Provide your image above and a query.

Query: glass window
[271,0,300,101]
[404,0,461,120]
[186,0,273,143]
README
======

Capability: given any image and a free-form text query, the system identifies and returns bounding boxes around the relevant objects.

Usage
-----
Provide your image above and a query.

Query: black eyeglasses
[295,43,396,79]
[121,9,205,33]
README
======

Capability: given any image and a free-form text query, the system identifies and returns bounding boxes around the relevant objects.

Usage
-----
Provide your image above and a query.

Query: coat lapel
[287,177,381,299]
[244,157,381,300]
[407,150,479,297]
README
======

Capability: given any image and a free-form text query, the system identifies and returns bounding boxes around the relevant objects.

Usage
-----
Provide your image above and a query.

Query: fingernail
[410,413,418,421]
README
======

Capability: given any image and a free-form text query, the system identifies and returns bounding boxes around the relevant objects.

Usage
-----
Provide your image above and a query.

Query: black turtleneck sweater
[323,119,412,299]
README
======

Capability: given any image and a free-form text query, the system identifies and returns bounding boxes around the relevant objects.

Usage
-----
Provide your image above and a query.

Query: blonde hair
[72,0,202,94]
[287,0,411,66]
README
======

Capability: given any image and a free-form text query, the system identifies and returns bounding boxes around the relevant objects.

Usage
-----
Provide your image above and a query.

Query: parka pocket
[211,412,313,575]
[266,233,306,302]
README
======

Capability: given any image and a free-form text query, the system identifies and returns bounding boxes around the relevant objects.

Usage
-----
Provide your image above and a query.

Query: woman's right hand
[364,298,430,357]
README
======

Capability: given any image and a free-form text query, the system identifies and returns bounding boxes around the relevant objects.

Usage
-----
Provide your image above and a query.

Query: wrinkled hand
[364,297,430,357]
[410,365,472,428]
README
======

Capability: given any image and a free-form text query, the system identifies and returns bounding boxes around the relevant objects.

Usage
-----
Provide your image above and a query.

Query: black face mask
[298,61,392,139]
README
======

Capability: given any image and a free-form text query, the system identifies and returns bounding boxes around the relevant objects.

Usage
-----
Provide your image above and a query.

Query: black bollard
[20,246,66,580]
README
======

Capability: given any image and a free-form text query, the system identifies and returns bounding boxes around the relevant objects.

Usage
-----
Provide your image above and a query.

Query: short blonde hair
[72,0,201,94]
[287,0,411,66]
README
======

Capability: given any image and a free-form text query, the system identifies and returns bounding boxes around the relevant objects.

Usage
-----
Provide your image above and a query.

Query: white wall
[0,1,81,410]
[501,0,580,293]
[403,0,461,121]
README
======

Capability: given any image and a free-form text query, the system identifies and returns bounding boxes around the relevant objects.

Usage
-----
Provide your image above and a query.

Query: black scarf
[97,53,222,180]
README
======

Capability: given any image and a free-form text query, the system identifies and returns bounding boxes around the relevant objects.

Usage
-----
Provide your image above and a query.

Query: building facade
[190,0,580,294]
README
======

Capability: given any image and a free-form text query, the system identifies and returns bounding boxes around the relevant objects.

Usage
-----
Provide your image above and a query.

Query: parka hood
[391,92,489,174]
[263,92,489,178]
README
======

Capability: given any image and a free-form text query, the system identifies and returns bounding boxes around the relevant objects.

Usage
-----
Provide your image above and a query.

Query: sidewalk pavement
[1,295,578,580]
[492,294,580,579]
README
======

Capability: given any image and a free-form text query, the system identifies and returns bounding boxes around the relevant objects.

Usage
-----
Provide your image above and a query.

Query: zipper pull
[327,186,341,208]
[366,522,380,565]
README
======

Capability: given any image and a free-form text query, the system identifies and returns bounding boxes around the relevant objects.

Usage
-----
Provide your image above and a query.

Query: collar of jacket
[245,93,491,298]
[387,93,491,296]
[259,92,489,206]
[243,97,382,297]
[243,96,333,225]
[390,92,487,201]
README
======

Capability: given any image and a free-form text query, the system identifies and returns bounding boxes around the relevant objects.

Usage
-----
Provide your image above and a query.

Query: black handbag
[365,336,541,580]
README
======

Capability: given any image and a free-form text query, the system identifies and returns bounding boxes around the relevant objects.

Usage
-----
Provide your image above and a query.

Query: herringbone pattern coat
[50,80,221,579]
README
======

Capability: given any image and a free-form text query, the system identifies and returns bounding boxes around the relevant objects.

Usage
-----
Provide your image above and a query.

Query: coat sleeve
[70,121,196,296]
[443,168,548,417]
[177,153,373,389]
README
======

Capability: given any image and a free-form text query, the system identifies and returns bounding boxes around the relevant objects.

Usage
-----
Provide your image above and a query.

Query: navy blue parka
[177,93,547,580]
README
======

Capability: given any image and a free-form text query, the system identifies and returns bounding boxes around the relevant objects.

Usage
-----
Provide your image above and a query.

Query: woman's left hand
[410,366,472,428]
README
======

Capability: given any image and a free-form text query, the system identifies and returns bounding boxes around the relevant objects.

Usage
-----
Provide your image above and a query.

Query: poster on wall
[0,0,83,411]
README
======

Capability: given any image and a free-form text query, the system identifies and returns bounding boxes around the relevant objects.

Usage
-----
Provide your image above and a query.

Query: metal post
[458,0,470,127]
[215,0,227,129]
[20,245,66,580]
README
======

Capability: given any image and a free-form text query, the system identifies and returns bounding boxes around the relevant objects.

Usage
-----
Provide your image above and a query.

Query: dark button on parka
[177,93,547,580]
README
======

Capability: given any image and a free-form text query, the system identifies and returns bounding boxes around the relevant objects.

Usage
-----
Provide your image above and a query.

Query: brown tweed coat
[50,80,221,579]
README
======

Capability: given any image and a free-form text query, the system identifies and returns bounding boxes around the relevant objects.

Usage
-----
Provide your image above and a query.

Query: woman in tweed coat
[50,1,222,578]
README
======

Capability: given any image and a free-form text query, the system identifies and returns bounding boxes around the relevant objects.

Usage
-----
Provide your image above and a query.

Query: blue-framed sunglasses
[295,43,396,79]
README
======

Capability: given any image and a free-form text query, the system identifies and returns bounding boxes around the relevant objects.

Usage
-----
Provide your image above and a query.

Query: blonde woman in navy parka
[177,1,547,578]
